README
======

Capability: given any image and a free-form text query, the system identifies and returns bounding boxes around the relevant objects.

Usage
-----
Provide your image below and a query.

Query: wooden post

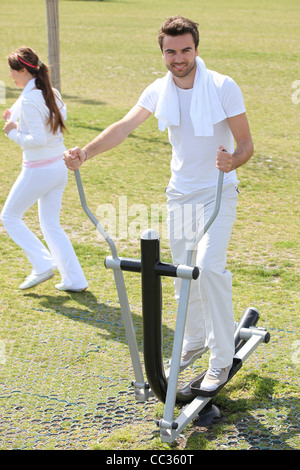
[46,0,60,91]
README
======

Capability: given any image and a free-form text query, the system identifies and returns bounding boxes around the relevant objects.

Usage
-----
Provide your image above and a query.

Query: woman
[1,46,88,292]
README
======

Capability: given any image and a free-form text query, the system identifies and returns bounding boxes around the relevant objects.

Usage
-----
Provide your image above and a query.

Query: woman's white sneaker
[55,283,88,292]
[19,268,55,290]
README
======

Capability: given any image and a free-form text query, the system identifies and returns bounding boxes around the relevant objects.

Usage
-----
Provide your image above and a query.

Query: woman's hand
[3,120,17,135]
[3,109,11,121]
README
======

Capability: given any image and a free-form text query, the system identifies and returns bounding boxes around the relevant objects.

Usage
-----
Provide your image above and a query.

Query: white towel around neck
[154,57,226,136]
[9,78,36,122]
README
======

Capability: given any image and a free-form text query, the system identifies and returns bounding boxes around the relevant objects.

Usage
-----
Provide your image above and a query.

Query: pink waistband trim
[22,155,63,168]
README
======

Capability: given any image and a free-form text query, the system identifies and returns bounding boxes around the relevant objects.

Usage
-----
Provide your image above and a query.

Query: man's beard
[167,59,197,78]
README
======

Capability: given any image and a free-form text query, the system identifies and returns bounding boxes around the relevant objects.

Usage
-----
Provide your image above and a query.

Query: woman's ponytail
[8,47,66,134]
[35,62,66,134]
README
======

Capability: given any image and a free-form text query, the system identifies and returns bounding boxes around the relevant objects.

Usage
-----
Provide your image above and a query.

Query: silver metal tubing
[74,169,148,400]
[176,264,199,280]
[74,170,118,259]
[238,326,270,342]
[187,170,224,258]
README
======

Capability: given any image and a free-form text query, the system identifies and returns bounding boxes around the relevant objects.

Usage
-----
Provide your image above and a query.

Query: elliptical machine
[74,169,270,443]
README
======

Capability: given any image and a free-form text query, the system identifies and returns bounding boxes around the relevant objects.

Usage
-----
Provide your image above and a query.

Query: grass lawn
[0,0,299,450]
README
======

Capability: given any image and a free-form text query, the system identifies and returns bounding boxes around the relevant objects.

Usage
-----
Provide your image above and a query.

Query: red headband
[15,53,38,69]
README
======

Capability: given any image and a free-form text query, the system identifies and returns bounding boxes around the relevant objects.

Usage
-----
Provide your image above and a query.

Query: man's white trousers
[166,182,238,369]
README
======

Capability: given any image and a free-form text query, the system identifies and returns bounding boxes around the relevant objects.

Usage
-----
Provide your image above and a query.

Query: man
[64,16,253,392]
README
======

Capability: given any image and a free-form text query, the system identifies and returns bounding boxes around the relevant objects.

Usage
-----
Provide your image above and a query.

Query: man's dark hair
[158,15,200,51]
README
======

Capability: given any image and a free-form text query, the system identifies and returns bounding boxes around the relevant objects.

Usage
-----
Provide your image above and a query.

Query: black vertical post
[140,230,168,403]
[234,307,260,352]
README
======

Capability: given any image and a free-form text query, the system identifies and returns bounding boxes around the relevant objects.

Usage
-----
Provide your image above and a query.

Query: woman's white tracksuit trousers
[1,159,87,290]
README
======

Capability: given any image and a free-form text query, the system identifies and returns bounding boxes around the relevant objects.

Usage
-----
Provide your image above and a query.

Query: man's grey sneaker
[19,268,55,290]
[200,365,231,392]
[180,346,206,367]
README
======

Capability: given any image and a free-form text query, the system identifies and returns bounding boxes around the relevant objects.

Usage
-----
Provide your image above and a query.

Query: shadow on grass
[63,93,107,107]
[185,375,299,450]
[24,289,175,358]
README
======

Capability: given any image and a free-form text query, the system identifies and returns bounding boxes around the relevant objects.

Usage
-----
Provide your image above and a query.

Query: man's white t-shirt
[137,70,246,194]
